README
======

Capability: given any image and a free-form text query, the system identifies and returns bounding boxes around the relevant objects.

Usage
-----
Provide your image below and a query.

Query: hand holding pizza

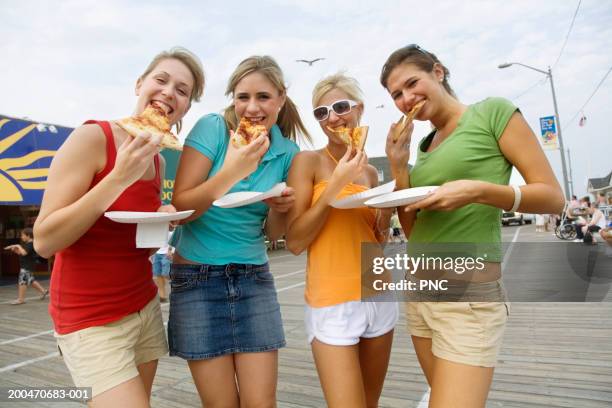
[264,187,296,213]
[385,119,413,172]
[223,131,270,180]
[110,131,162,188]
[329,148,368,192]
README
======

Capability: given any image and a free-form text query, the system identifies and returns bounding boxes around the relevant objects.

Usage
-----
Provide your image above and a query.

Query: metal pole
[567,148,574,198]
[547,66,570,200]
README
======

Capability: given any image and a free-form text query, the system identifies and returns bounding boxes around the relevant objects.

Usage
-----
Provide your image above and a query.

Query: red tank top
[49,121,160,334]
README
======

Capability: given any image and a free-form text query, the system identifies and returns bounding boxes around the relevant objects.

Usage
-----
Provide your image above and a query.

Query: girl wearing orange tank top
[286,73,397,408]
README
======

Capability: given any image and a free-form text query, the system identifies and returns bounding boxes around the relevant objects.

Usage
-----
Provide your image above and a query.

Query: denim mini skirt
[167,262,286,360]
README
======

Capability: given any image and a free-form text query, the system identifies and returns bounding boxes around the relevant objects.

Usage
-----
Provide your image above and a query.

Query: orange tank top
[305,150,379,307]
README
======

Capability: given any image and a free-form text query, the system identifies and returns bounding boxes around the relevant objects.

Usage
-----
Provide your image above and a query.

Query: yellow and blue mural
[0,115,72,205]
[1,114,180,205]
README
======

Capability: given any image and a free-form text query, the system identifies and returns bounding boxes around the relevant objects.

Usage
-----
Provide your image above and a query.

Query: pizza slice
[231,117,267,147]
[117,104,182,150]
[350,126,369,150]
[326,125,369,151]
[392,100,426,142]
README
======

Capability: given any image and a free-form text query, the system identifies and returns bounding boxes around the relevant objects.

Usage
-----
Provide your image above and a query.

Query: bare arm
[404,112,565,215]
[33,125,162,258]
[264,209,287,241]
[285,152,330,255]
[385,120,418,238]
[285,149,367,255]
[4,244,27,256]
[365,165,392,243]
[588,211,602,226]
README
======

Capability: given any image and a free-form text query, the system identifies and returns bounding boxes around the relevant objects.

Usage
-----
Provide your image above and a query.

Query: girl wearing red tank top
[33,48,205,407]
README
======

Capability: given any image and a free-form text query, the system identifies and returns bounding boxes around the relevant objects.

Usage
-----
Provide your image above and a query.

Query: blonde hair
[223,55,311,143]
[312,72,364,109]
[140,46,205,133]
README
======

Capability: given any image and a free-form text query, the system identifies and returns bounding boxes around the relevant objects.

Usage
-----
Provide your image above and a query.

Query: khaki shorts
[55,296,168,397]
[406,300,509,367]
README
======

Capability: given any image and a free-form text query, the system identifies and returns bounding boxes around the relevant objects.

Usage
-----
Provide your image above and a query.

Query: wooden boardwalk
[0,225,611,407]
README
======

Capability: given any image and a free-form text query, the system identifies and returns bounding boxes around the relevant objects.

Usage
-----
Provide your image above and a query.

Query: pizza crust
[392,100,426,142]
[231,117,267,147]
[117,105,182,151]
[327,125,369,150]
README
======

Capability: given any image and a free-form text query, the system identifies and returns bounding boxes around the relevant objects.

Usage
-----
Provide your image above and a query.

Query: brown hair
[223,55,311,143]
[380,44,455,97]
[22,227,33,239]
[140,47,205,133]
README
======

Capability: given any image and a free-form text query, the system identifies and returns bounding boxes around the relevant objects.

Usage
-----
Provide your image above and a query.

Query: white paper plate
[331,180,397,209]
[104,210,194,224]
[364,186,438,208]
[213,182,287,209]
[104,210,194,248]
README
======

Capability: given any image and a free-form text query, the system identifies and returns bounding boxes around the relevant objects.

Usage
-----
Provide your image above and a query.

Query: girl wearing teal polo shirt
[381,45,564,407]
[168,56,310,407]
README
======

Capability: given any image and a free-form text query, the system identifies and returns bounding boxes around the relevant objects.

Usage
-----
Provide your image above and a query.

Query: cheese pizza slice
[327,125,369,150]
[117,104,182,150]
[350,126,369,150]
[392,100,426,142]
[231,117,267,147]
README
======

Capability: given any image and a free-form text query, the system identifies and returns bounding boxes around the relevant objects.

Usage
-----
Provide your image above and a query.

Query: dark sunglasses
[313,99,358,121]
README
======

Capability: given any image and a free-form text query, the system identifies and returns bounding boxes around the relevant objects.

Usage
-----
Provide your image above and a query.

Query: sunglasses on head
[405,43,427,53]
[313,99,358,121]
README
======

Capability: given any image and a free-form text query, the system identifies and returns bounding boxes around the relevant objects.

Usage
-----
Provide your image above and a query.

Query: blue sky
[1,0,610,197]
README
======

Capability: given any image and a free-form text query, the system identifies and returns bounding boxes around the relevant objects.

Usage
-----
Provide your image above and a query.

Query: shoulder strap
[154,154,161,187]
[83,120,116,175]
[324,147,339,165]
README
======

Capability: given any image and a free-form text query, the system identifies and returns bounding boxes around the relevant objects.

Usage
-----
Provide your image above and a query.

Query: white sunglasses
[313,99,358,121]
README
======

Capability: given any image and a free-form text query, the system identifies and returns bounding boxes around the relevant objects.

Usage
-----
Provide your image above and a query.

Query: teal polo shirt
[174,113,299,265]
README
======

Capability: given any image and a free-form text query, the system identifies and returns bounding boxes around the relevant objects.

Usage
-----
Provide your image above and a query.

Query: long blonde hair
[223,55,310,143]
[140,47,205,133]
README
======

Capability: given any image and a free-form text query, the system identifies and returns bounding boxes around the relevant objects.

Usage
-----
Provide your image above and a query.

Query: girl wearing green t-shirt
[380,45,564,407]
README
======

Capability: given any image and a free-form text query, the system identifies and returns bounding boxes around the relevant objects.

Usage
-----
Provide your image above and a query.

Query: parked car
[522,213,535,224]
[502,211,533,226]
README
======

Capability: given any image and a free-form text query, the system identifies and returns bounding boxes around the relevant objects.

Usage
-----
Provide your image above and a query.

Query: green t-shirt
[409,97,518,262]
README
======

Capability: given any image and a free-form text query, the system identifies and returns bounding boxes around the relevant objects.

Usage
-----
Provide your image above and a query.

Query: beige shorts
[406,300,509,367]
[55,296,168,397]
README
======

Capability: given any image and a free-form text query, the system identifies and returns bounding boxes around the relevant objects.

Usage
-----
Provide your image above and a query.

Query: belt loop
[225,263,233,278]
[200,264,209,281]
[246,263,253,276]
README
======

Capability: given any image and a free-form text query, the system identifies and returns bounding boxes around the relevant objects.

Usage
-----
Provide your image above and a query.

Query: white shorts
[305,300,398,346]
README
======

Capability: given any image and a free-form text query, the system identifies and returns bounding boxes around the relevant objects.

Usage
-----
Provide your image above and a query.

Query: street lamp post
[498,62,571,200]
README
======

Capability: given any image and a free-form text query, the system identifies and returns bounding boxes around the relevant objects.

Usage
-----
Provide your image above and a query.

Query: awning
[0,115,73,205]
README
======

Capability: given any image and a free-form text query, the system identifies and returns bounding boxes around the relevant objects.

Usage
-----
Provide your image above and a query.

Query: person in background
[596,192,606,208]
[4,227,48,305]
[152,230,173,302]
[574,196,592,240]
[581,202,607,244]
